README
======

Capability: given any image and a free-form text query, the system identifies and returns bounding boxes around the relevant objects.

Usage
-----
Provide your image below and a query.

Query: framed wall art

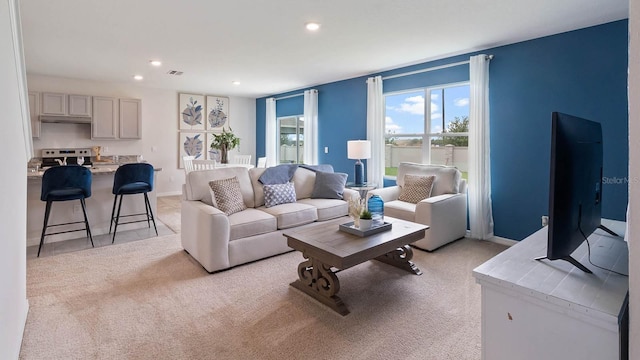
[179,132,206,168]
[206,95,229,130]
[179,93,205,131]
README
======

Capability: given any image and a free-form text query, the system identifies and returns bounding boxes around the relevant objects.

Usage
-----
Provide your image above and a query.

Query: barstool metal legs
[144,193,158,236]
[110,193,157,244]
[80,198,94,248]
[38,199,94,258]
[38,201,53,257]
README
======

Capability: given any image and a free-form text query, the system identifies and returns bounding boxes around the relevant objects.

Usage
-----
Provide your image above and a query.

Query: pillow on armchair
[398,174,436,203]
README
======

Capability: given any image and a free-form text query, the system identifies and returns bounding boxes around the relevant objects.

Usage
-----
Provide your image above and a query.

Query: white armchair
[368,162,467,251]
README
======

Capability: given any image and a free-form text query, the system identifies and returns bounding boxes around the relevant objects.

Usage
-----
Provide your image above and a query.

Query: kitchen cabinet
[28,91,40,138]
[68,94,92,116]
[92,97,141,139]
[119,98,142,139]
[92,96,118,139]
[41,92,92,116]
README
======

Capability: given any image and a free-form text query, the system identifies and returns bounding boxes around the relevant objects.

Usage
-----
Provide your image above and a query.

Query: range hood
[39,115,92,124]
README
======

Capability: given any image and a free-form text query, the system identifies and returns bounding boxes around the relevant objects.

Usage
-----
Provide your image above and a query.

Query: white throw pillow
[263,182,297,208]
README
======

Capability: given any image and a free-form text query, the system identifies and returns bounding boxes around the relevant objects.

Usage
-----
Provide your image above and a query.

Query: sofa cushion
[263,182,297,208]
[292,167,316,199]
[228,208,277,241]
[259,202,318,229]
[249,167,267,207]
[298,198,348,221]
[185,167,255,208]
[398,174,435,203]
[397,162,460,196]
[384,200,417,222]
[209,177,247,215]
[311,171,348,199]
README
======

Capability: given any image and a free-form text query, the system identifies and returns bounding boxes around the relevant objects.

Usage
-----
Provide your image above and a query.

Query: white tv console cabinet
[473,220,628,360]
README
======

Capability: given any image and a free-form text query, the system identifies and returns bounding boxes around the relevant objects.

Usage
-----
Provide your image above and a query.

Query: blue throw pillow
[263,182,297,207]
[311,171,348,199]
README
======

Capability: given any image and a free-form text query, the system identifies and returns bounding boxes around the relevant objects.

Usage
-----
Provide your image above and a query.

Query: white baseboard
[486,236,518,247]
[465,230,518,247]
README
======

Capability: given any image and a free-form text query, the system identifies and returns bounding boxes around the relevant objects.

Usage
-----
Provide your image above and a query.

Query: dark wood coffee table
[283,216,428,315]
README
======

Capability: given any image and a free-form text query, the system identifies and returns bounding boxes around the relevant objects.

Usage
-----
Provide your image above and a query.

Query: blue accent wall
[256,20,628,241]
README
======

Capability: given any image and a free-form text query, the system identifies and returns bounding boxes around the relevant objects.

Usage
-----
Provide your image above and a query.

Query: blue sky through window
[385,85,469,135]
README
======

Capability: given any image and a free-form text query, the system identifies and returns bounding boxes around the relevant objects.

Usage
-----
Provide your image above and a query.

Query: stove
[41,148,93,167]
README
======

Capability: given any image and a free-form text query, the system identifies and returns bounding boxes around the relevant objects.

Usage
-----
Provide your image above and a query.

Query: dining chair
[232,155,252,165]
[110,163,157,243]
[38,165,94,257]
[192,159,217,171]
[183,156,195,174]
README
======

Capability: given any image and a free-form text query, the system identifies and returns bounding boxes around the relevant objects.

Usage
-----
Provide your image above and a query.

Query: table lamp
[347,140,371,185]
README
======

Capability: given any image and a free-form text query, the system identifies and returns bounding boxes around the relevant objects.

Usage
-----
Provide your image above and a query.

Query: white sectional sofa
[181,166,358,273]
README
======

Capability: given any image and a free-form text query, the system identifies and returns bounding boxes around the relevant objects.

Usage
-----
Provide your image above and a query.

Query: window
[384,83,469,178]
[278,115,304,164]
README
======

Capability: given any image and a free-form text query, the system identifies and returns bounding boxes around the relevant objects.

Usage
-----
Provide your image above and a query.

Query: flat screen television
[535,112,615,273]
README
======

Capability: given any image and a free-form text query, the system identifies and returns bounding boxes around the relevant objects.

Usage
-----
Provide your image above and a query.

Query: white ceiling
[19,0,628,98]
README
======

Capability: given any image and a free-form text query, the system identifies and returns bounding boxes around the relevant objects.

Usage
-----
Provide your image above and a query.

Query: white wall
[0,0,30,358]
[26,74,257,196]
[628,1,638,358]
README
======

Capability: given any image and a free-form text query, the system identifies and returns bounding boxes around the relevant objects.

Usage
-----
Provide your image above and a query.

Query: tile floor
[27,195,182,258]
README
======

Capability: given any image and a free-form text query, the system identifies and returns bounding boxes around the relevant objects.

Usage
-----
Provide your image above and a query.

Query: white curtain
[265,98,277,167]
[468,54,494,240]
[303,89,318,164]
[366,76,384,187]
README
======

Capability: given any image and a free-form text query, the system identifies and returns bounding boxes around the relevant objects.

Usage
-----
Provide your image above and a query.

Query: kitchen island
[27,166,161,246]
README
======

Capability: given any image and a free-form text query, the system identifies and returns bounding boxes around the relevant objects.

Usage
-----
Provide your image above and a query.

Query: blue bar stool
[39,165,94,257]
[109,163,157,243]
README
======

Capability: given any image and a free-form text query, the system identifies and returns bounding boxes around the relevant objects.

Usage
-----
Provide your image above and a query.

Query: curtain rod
[381,54,494,81]
[274,92,304,101]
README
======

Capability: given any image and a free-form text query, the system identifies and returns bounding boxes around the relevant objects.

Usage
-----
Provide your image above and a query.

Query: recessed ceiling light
[305,22,320,31]
[133,75,144,80]
[232,81,241,85]
[149,60,162,66]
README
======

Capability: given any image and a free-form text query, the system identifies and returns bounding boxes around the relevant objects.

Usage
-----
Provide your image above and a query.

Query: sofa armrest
[181,200,231,273]
[368,186,401,202]
[414,193,468,250]
[343,188,360,202]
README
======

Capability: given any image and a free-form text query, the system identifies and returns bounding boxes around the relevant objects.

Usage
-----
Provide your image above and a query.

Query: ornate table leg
[375,245,423,275]
[290,255,349,315]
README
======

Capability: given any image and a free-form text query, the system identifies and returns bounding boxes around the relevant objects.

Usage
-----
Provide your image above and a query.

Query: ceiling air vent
[167,70,184,76]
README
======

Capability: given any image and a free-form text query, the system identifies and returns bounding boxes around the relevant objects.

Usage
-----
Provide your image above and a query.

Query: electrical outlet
[103,146,109,153]
[324,147,329,153]
[541,215,549,227]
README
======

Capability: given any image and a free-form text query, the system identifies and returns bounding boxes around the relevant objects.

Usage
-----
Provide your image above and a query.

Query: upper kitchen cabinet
[92,97,118,139]
[68,95,92,116]
[119,99,142,139]
[28,91,40,138]
[41,92,92,116]
[92,97,141,140]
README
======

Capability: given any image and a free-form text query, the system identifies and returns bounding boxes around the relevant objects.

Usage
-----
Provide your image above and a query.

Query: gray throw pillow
[209,177,247,215]
[311,171,348,199]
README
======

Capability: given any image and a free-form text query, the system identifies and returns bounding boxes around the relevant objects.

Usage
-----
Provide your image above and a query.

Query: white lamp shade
[347,140,371,160]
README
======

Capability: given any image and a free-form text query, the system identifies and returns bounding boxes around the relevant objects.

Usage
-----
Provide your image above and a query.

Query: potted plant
[210,128,240,164]
[359,210,373,230]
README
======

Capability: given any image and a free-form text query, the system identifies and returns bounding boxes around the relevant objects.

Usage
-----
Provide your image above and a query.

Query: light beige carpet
[20,234,507,360]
